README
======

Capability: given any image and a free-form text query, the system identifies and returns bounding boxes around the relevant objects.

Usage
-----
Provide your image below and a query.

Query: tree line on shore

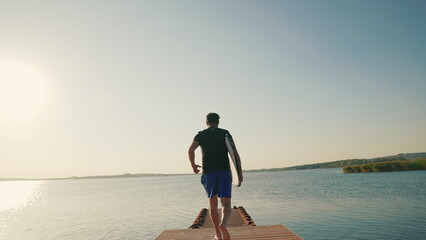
[250,155,410,172]
[343,158,426,173]
[246,152,426,173]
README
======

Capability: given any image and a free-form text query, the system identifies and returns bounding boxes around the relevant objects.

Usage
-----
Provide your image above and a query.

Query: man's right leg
[209,195,222,240]
[219,197,231,240]
[216,170,233,240]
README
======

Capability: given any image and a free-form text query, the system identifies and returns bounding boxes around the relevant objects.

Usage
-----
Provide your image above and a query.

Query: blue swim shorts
[201,170,232,198]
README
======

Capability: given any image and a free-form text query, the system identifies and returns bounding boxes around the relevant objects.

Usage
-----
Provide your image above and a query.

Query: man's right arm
[229,133,243,186]
[188,141,201,174]
[234,149,243,185]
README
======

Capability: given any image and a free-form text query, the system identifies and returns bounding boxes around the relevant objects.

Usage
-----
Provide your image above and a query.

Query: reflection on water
[0,180,45,240]
[0,181,44,211]
[0,170,425,240]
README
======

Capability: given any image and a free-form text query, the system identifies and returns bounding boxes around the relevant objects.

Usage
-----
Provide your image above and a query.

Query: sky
[0,0,425,179]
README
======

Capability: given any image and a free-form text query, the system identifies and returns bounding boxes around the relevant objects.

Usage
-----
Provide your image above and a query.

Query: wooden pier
[156,206,303,240]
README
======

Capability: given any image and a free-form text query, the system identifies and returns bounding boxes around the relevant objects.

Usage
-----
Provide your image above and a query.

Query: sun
[0,62,47,121]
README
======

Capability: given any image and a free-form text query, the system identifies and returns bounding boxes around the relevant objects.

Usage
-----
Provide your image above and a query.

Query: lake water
[1,169,425,240]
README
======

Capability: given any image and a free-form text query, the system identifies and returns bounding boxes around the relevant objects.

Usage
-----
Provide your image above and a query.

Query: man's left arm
[188,141,201,174]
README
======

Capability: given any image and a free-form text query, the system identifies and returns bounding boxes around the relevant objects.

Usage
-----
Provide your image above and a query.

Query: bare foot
[214,235,222,240]
[219,224,230,240]
[214,230,223,240]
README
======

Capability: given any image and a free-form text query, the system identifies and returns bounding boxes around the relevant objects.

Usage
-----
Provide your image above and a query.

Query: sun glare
[0,181,44,211]
[0,62,47,121]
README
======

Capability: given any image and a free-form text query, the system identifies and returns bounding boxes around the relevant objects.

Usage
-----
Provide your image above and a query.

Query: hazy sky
[1,0,425,179]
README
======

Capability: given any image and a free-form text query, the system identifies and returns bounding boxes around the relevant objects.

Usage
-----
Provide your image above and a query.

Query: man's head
[206,112,220,127]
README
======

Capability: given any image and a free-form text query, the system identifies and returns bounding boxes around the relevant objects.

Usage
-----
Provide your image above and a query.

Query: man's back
[194,127,231,173]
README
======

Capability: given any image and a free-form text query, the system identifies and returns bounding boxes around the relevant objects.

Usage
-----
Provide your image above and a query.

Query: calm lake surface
[1,169,425,240]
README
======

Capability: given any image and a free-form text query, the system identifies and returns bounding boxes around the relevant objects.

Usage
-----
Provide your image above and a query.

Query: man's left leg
[209,195,222,240]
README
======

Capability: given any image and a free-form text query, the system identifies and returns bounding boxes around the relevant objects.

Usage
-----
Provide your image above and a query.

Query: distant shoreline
[0,173,185,182]
[2,152,425,181]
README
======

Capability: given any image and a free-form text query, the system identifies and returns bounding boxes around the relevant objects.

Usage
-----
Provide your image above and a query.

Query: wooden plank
[156,225,303,240]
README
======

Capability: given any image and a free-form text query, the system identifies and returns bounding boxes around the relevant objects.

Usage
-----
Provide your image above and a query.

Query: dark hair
[206,112,220,124]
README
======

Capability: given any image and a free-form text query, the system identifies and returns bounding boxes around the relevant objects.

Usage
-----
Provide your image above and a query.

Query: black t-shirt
[193,127,231,173]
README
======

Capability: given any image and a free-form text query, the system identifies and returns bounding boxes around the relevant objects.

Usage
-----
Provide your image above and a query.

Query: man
[188,112,243,240]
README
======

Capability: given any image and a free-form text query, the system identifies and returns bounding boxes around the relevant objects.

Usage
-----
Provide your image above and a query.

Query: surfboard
[225,133,242,187]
